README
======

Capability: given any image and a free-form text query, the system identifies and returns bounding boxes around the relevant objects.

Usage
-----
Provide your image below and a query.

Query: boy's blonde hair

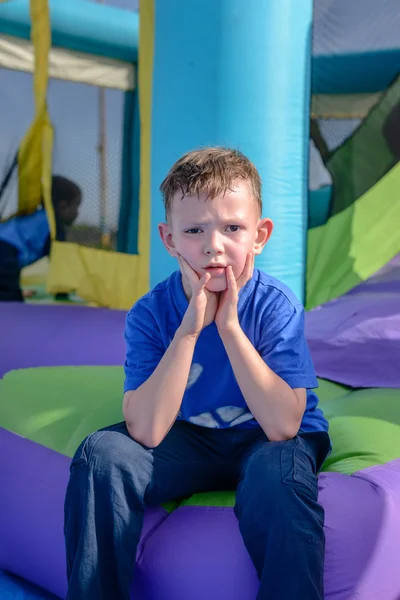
[160,147,262,219]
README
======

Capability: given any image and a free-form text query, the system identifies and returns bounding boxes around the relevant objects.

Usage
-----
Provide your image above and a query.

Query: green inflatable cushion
[0,366,125,458]
[321,388,400,475]
[0,368,348,456]
[1,367,399,509]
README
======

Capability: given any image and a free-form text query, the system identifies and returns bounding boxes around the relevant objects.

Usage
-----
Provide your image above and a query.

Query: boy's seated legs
[65,420,329,600]
[235,431,330,600]
[64,420,238,600]
[0,239,23,302]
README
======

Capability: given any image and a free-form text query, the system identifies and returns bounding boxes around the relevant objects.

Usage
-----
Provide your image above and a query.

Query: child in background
[0,175,81,301]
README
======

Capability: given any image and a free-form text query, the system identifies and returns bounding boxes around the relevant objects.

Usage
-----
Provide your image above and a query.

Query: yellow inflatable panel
[47,242,145,310]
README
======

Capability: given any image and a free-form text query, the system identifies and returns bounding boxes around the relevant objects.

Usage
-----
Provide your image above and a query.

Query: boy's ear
[158,222,178,257]
[253,218,273,255]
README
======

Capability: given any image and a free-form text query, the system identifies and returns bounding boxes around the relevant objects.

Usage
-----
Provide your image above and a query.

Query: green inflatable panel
[1,367,399,510]
[315,378,350,403]
[306,77,400,309]
[0,367,347,456]
[0,366,125,457]
[0,365,182,514]
[321,388,400,475]
[306,162,400,309]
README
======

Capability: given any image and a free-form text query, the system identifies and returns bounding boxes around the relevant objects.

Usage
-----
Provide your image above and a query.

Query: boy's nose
[204,232,224,255]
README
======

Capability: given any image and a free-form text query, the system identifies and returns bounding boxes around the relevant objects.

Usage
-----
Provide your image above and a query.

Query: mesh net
[309,119,360,193]
[50,78,124,251]
[0,68,125,252]
[315,119,361,152]
[313,0,400,55]
[0,69,34,220]
[309,76,400,228]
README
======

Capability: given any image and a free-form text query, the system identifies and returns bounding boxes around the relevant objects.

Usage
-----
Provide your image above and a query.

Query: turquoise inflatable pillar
[150,0,313,302]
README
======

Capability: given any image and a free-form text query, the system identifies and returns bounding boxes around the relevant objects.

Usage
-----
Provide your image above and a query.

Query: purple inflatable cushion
[1,429,400,600]
[0,303,126,379]
[305,255,400,388]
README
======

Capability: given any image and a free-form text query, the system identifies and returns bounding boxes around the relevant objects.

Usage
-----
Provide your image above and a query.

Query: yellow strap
[17,0,55,237]
[135,0,153,296]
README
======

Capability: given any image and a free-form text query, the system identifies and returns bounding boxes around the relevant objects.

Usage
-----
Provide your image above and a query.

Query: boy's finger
[177,256,190,284]
[200,272,211,288]
[178,254,200,285]
[236,252,254,289]
[179,260,197,291]
[194,272,210,296]
[245,252,254,278]
[227,265,237,291]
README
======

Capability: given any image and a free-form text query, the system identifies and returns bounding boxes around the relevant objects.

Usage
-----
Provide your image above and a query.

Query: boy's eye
[185,228,202,234]
[226,225,241,232]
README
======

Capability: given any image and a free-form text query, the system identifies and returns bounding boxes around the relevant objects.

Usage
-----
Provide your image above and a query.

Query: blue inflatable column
[150,0,313,302]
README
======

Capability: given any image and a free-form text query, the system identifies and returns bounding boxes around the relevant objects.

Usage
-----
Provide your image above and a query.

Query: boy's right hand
[178,255,218,338]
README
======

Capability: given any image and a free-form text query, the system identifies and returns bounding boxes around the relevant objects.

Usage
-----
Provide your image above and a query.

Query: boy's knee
[240,438,318,502]
[70,425,148,473]
[244,440,289,481]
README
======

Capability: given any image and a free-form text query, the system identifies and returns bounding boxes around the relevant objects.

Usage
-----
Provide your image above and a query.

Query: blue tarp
[0,1,399,93]
[0,571,60,600]
[0,0,138,62]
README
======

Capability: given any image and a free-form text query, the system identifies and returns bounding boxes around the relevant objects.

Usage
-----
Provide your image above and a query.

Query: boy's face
[159,180,273,292]
[57,194,81,227]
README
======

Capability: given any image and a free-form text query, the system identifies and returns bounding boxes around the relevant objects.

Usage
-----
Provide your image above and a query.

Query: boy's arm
[124,267,216,448]
[216,264,309,441]
[123,329,197,447]
[219,326,306,441]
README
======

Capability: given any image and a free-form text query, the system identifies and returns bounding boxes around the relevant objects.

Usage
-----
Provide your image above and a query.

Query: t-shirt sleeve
[258,303,318,390]
[123,301,165,393]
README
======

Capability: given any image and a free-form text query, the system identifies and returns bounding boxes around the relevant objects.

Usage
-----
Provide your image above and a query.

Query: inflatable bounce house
[1,0,400,598]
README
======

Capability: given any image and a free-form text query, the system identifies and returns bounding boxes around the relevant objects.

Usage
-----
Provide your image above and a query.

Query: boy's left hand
[215,252,254,333]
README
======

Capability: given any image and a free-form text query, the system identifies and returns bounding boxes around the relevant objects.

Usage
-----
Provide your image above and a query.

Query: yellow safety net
[9,0,152,309]
[46,0,153,309]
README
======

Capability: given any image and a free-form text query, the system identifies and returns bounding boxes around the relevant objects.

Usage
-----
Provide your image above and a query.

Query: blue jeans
[64,420,330,600]
[0,240,23,302]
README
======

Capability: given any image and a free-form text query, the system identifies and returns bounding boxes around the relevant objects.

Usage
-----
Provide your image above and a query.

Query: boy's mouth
[204,265,226,276]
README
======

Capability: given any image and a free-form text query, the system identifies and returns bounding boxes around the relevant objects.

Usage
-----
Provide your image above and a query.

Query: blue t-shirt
[124,268,328,433]
[0,209,50,269]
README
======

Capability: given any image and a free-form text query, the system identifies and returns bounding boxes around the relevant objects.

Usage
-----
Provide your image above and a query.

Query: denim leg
[64,422,152,600]
[64,420,237,600]
[0,240,23,302]
[234,432,330,600]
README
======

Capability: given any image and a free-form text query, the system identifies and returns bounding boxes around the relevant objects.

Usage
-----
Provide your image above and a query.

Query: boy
[64,148,330,600]
[0,175,81,302]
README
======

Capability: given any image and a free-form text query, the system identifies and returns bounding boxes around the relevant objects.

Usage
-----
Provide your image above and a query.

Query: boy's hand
[215,252,254,334]
[178,255,218,338]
